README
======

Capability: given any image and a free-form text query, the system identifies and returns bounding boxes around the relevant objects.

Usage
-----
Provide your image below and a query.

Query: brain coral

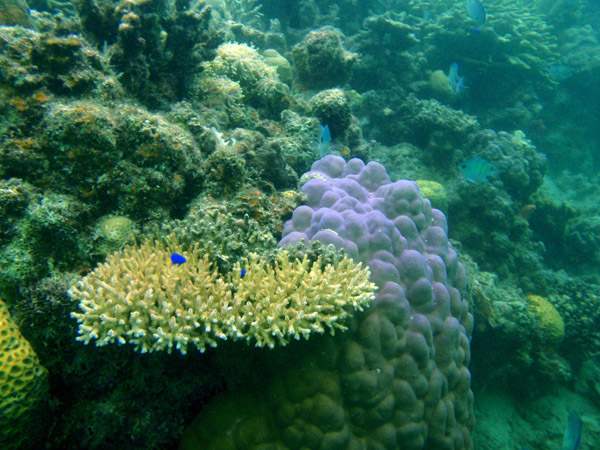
[181,155,474,449]
[0,299,49,450]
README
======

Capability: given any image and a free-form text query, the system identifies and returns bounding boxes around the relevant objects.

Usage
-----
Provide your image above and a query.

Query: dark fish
[170,253,187,265]
[562,412,582,450]
[466,0,486,27]
[460,158,495,182]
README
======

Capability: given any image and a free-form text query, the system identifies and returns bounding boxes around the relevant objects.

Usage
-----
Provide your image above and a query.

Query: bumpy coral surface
[293,26,358,89]
[0,298,49,450]
[525,294,565,344]
[309,88,352,139]
[93,215,135,255]
[183,156,474,449]
[69,237,375,354]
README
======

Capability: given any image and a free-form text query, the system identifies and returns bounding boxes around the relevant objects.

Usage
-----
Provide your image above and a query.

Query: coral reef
[79,0,221,106]
[308,88,352,140]
[186,156,474,449]
[92,215,135,256]
[69,236,375,354]
[292,26,358,89]
[420,0,559,109]
[195,41,294,119]
[360,92,479,162]
[0,22,116,96]
[162,196,284,273]
[203,42,277,93]
[350,12,422,91]
[37,101,203,219]
[1,0,598,447]
[525,294,565,344]
[0,298,49,450]
[262,48,293,83]
[416,179,447,213]
[0,0,31,27]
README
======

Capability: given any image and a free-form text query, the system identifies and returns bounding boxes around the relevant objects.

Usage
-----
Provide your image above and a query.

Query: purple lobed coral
[181,155,474,449]
[279,155,474,448]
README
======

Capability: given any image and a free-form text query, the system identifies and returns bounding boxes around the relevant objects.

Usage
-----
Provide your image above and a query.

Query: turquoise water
[1,0,599,448]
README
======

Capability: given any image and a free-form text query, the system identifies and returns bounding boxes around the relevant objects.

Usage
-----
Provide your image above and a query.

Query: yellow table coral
[0,299,49,450]
[69,237,376,354]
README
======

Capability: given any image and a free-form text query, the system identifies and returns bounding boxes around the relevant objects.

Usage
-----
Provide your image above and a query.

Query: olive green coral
[69,238,375,354]
[525,294,565,344]
[0,299,49,450]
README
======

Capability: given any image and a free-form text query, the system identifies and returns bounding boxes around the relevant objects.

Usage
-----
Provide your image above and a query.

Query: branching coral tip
[170,253,186,265]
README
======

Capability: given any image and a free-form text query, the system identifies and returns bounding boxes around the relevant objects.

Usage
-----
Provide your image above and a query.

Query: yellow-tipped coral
[228,251,376,348]
[69,237,230,354]
[69,238,375,354]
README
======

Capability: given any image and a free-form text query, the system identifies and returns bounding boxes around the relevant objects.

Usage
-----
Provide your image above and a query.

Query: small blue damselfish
[170,253,187,265]
[240,269,246,278]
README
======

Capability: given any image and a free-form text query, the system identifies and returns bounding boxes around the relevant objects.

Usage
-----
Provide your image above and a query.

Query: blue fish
[318,124,331,157]
[466,0,486,29]
[448,62,467,94]
[240,269,246,278]
[459,158,495,182]
[170,253,187,265]
[562,412,582,450]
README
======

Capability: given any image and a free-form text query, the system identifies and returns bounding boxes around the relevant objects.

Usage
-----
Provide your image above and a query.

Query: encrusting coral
[69,236,375,354]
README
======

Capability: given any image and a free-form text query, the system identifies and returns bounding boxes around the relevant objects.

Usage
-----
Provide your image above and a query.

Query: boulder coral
[525,295,565,344]
[182,156,474,449]
[293,26,358,89]
[309,88,353,140]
